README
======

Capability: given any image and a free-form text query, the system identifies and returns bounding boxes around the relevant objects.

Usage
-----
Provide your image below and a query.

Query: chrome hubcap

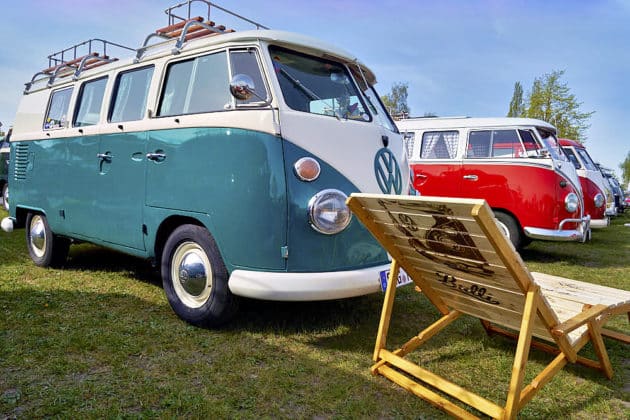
[171,242,212,308]
[496,220,510,239]
[29,215,47,258]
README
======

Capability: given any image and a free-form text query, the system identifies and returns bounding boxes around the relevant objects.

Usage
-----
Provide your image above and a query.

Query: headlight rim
[307,189,352,235]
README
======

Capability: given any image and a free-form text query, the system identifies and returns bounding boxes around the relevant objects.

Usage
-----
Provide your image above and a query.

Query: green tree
[509,70,594,142]
[507,81,525,117]
[381,82,410,119]
[620,151,630,189]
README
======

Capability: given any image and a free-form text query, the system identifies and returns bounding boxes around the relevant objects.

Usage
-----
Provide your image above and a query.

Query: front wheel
[161,224,237,327]
[25,213,70,267]
[493,211,525,250]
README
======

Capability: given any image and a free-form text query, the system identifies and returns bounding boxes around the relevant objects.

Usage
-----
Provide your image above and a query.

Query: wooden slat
[155,16,203,34]
[375,364,481,420]
[378,350,504,419]
[532,272,630,309]
[41,52,98,73]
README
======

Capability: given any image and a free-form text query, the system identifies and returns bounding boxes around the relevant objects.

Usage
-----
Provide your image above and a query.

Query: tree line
[380,71,629,187]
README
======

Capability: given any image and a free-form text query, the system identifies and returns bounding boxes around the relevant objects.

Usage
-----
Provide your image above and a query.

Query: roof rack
[135,0,268,61]
[25,38,135,93]
[24,1,269,92]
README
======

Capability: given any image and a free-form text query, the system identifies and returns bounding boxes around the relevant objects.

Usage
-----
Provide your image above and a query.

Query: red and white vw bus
[559,138,609,228]
[398,117,590,250]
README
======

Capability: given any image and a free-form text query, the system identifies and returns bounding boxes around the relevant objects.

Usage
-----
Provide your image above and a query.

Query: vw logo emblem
[374,148,402,194]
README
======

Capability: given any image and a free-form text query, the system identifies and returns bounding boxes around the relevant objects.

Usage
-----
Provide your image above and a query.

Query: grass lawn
[1,208,629,418]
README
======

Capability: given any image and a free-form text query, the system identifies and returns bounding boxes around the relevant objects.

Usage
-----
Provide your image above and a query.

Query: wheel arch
[154,215,210,267]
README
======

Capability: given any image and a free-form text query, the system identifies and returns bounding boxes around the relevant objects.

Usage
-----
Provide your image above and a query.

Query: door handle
[463,174,478,181]
[96,153,112,162]
[415,173,428,179]
[146,152,166,162]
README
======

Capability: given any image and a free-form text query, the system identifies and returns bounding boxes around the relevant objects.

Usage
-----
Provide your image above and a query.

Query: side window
[110,66,154,123]
[44,87,73,130]
[158,51,230,117]
[230,49,269,105]
[420,131,458,159]
[403,131,415,160]
[518,129,538,154]
[467,131,491,158]
[74,77,107,127]
[467,130,524,158]
[491,129,522,158]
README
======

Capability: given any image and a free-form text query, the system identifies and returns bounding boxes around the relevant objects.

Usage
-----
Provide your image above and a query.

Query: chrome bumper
[590,217,610,229]
[524,215,590,242]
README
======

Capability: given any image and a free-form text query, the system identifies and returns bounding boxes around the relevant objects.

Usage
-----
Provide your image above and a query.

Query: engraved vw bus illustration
[398,117,589,250]
[1,2,408,326]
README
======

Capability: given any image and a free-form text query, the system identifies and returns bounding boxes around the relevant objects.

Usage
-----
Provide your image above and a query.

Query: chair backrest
[347,194,569,344]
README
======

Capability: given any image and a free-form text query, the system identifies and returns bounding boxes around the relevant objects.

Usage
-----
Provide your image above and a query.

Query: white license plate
[379,268,412,291]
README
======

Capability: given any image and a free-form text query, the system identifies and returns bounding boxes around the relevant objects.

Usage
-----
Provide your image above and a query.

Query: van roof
[396,116,556,133]
[558,138,583,148]
[25,28,376,93]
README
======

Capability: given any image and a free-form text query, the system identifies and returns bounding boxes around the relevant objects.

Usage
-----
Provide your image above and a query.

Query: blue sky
[0,0,628,180]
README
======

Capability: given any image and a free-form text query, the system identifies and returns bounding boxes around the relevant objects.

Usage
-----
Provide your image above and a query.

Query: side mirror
[229,74,256,101]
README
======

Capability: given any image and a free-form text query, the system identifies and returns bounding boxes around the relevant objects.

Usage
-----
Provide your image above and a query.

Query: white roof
[26,29,377,92]
[396,117,556,133]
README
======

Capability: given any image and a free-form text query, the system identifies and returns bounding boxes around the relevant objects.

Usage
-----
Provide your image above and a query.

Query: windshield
[269,46,370,122]
[537,131,567,162]
[576,148,598,170]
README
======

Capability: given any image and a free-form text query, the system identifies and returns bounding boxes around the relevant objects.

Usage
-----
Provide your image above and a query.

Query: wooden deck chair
[346,194,630,420]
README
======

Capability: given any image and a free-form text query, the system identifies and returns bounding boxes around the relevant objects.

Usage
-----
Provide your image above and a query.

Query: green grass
[1,208,629,418]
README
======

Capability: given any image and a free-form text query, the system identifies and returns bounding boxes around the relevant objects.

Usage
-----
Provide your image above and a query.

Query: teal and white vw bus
[1,2,408,326]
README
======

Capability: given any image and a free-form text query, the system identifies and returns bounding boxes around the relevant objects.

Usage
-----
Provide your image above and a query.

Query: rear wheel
[161,224,237,327]
[25,213,70,267]
[493,211,525,250]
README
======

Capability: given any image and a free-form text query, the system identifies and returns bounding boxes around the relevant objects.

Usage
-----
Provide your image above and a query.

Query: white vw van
[2,2,408,326]
[398,117,589,250]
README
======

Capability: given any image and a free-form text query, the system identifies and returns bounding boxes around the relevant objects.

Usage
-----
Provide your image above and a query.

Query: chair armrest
[551,304,608,337]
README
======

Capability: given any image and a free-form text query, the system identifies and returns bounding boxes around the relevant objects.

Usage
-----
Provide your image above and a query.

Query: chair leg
[503,287,538,420]
[588,320,613,379]
[373,260,400,362]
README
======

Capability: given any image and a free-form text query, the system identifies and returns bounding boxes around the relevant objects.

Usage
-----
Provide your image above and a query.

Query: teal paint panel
[94,131,147,250]
[283,142,388,272]
[146,127,287,271]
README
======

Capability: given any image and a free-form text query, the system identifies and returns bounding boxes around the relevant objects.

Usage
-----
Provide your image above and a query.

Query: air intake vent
[14,143,30,181]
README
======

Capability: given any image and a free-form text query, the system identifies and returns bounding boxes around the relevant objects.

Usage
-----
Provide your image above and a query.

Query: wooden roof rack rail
[25,38,134,93]
[135,1,265,62]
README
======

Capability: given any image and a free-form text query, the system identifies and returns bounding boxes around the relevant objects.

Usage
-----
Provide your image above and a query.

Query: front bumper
[590,217,610,229]
[524,215,591,242]
[228,263,389,301]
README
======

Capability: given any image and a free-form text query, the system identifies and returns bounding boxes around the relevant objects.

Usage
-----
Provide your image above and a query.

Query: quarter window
[44,87,73,130]
[74,77,107,127]
[110,66,154,123]
[158,51,230,116]
[230,49,268,104]
[467,129,525,158]
[420,131,458,159]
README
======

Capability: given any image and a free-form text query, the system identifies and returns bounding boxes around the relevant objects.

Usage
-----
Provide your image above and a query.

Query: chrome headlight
[564,192,579,213]
[308,189,351,235]
[593,193,605,208]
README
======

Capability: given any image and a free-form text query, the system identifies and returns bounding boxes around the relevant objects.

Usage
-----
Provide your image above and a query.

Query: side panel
[145,126,287,271]
[93,130,147,250]
[457,161,574,231]
[411,162,462,197]
[282,141,388,272]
